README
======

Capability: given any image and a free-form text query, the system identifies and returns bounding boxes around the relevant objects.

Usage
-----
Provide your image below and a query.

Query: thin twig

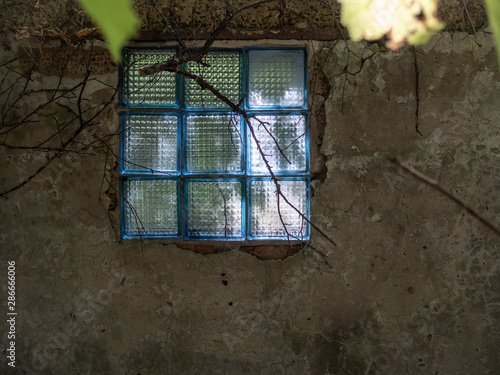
[0,41,118,198]
[144,50,338,248]
[149,0,188,52]
[459,0,482,47]
[388,157,500,237]
[140,0,279,76]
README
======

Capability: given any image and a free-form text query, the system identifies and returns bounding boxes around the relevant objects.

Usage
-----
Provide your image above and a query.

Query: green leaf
[338,0,443,50]
[485,0,500,71]
[78,0,139,63]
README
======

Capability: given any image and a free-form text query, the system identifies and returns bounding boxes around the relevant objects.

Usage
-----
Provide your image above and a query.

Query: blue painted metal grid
[247,113,309,175]
[120,47,179,108]
[119,47,310,240]
[120,112,180,175]
[245,48,307,110]
[183,113,244,174]
[184,178,245,239]
[183,50,243,109]
[247,178,310,240]
[121,177,181,238]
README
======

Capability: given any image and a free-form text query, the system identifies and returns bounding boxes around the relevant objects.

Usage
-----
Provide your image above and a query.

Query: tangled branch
[0,42,118,198]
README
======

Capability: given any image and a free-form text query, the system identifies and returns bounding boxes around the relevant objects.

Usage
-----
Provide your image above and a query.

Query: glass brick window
[119,47,310,240]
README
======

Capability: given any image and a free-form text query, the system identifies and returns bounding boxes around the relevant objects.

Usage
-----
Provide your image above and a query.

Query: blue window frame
[119,47,310,240]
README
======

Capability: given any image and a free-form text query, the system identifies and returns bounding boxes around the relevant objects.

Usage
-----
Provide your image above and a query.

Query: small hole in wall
[228,302,233,306]
[417,358,426,368]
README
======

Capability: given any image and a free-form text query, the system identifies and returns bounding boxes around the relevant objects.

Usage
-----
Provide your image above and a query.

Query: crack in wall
[412,47,423,136]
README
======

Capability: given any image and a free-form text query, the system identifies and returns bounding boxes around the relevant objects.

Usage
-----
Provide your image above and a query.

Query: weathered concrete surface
[313,30,500,374]
[0,0,489,38]
[2,29,500,375]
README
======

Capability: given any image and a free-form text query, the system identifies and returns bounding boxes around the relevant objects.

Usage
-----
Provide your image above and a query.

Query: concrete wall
[1,2,500,374]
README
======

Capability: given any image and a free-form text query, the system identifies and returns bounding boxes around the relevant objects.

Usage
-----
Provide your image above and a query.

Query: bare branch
[0,152,58,199]
[145,58,338,248]
[459,0,482,47]
[1,0,337,259]
[388,157,500,237]
[149,0,188,52]
[0,41,118,198]
[139,0,279,77]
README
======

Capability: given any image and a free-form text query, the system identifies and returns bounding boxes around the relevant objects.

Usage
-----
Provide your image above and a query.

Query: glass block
[122,114,178,173]
[186,180,243,238]
[123,179,179,237]
[122,49,177,107]
[185,114,243,173]
[248,49,305,108]
[248,115,307,174]
[184,51,241,108]
[249,179,309,239]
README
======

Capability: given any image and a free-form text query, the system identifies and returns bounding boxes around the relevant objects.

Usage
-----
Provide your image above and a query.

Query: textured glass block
[185,115,243,173]
[184,51,241,108]
[123,114,178,173]
[249,179,308,239]
[248,49,305,108]
[123,179,179,236]
[122,49,177,106]
[186,180,243,238]
[248,115,307,174]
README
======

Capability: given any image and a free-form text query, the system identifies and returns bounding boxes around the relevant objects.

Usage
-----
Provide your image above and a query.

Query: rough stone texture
[137,0,489,32]
[2,17,500,375]
[0,0,490,38]
[312,30,500,374]
[439,0,488,32]
[18,46,116,76]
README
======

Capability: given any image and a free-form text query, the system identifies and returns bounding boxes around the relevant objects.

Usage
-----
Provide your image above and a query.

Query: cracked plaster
[1,19,500,375]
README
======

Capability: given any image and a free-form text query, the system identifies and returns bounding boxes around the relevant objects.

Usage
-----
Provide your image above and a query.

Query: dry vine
[138,0,338,259]
[0,0,338,263]
[0,41,118,198]
[389,157,500,237]
[2,0,498,267]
